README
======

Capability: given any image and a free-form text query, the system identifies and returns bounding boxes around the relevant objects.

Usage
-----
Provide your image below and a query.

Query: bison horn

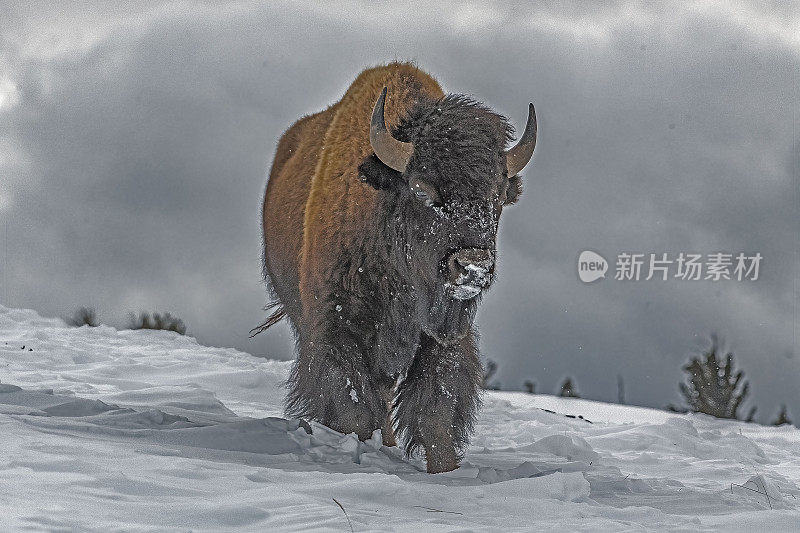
[370,87,413,173]
[505,103,537,176]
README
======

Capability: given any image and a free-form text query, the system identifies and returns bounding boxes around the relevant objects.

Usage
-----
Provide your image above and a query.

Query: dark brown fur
[259,63,525,473]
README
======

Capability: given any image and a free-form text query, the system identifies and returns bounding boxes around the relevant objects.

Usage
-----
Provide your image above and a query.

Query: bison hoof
[425,445,460,474]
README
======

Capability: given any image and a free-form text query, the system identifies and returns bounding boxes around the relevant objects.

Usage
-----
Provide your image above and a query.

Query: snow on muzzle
[445,248,495,300]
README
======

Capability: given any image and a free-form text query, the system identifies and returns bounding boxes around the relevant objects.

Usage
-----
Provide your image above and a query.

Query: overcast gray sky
[1,1,798,423]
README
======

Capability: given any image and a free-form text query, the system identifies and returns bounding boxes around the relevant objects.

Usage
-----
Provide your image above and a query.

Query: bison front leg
[286,333,389,442]
[394,330,483,473]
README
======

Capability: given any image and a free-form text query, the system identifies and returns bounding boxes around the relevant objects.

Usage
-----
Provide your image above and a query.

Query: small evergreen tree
[129,311,187,335]
[678,334,755,421]
[559,377,580,398]
[67,307,99,327]
[771,404,792,426]
[482,359,501,390]
[523,380,536,394]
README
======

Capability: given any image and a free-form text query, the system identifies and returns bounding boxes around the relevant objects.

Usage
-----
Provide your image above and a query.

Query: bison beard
[258,63,535,473]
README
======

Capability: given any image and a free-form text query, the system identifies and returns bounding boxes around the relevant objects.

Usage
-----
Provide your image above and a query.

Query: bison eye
[409,177,441,208]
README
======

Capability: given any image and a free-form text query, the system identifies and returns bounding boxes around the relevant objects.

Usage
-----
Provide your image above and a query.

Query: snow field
[1,305,799,531]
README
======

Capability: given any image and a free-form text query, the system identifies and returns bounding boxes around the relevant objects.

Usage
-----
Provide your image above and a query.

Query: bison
[257,62,536,473]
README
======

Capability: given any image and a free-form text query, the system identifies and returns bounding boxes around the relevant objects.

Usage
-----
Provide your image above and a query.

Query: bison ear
[358,153,404,190]
[504,173,523,205]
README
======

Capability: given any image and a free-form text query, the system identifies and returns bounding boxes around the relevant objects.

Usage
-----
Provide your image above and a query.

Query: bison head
[359,88,536,345]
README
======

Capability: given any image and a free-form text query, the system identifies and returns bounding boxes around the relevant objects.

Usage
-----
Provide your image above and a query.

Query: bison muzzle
[257,62,536,473]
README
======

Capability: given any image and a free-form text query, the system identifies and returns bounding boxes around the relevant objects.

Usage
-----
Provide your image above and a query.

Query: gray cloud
[1,1,797,422]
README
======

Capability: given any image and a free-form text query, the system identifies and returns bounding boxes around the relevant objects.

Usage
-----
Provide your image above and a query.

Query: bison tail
[249,301,286,337]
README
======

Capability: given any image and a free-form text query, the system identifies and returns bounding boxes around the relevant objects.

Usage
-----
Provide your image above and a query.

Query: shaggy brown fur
[262,63,442,329]
[260,62,530,473]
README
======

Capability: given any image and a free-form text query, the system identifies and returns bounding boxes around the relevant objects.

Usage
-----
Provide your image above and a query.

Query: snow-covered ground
[1,305,798,531]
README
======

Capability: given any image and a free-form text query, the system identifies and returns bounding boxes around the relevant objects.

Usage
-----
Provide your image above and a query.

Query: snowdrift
[1,305,798,531]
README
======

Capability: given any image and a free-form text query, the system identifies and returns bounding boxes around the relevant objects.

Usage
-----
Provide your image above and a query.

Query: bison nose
[446,248,495,299]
